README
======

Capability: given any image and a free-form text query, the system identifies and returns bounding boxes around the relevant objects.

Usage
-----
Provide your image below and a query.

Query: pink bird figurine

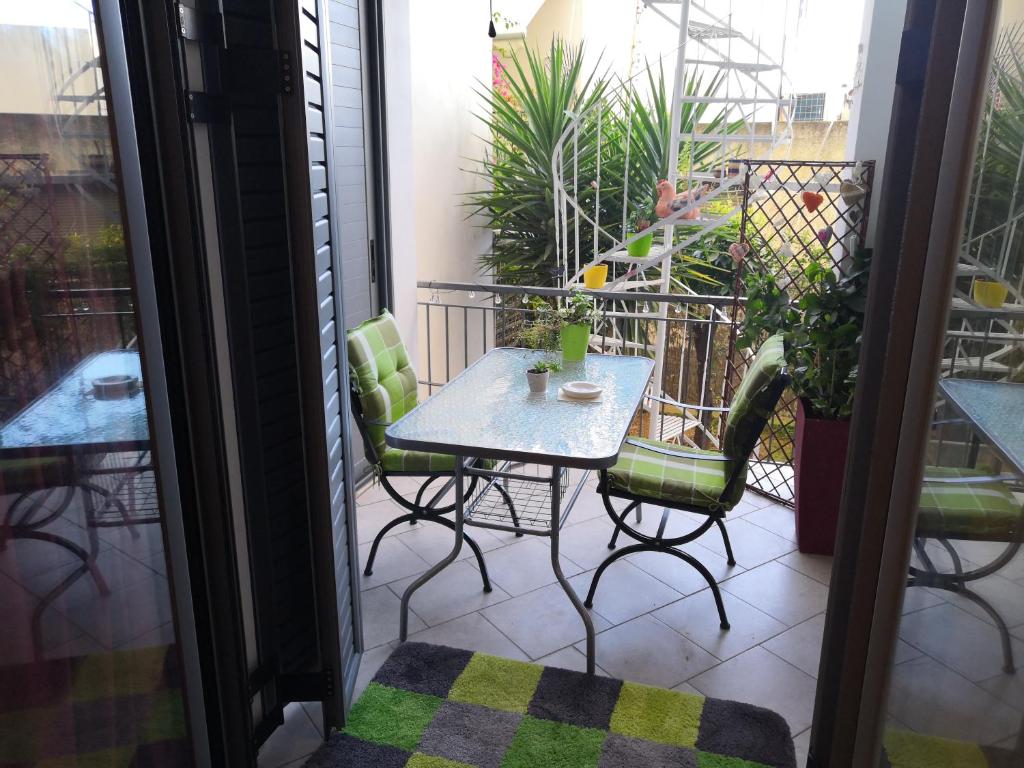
[655,179,707,221]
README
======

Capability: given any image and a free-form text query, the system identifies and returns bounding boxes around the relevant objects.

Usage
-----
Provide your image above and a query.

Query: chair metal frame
[586,370,791,631]
[349,384,521,593]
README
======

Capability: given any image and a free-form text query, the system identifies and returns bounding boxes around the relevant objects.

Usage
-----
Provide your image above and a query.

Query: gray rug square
[417,699,523,768]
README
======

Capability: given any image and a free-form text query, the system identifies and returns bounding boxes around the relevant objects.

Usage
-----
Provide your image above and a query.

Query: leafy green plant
[469,40,609,286]
[738,249,873,419]
[527,359,561,374]
[557,287,601,326]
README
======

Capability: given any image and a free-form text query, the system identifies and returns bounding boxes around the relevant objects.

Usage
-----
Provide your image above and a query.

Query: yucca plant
[469,40,609,286]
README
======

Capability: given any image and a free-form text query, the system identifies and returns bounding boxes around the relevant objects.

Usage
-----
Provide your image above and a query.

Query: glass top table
[387,348,655,469]
[0,350,148,456]
[939,379,1024,475]
[387,348,655,675]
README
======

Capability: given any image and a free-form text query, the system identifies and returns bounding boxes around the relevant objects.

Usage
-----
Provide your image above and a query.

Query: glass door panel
[0,2,193,764]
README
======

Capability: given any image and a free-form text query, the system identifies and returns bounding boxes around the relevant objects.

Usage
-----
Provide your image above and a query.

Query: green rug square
[883,729,988,768]
[344,682,442,750]
[406,755,476,768]
[449,654,544,714]
[698,752,772,768]
[500,715,605,768]
[609,681,704,748]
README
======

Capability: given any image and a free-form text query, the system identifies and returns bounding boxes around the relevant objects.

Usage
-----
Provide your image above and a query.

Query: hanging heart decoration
[840,179,866,206]
[817,226,834,246]
[802,191,825,213]
[728,242,750,264]
[779,242,795,259]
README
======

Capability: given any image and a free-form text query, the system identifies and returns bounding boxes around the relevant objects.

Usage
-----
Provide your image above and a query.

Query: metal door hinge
[176,4,224,46]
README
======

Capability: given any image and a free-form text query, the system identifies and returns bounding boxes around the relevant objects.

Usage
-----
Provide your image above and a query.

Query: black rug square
[418,700,523,768]
[526,664,622,730]
[303,733,409,768]
[373,642,474,698]
[599,733,699,768]
[695,696,796,767]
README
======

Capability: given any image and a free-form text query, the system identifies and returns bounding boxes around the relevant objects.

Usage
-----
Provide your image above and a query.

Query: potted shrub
[526,359,560,393]
[625,210,654,258]
[738,249,872,555]
[556,288,601,363]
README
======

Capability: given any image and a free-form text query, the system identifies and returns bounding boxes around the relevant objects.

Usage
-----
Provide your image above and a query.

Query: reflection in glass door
[0,2,193,764]
[878,5,1024,764]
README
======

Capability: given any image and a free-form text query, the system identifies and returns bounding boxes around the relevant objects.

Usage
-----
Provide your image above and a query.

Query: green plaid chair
[347,311,518,591]
[909,466,1023,673]
[585,334,790,631]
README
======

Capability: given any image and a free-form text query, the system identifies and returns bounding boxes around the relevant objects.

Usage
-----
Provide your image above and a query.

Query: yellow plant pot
[583,264,608,289]
[973,279,1008,308]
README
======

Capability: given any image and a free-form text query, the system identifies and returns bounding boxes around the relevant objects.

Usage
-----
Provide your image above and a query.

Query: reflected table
[0,350,150,655]
[939,379,1024,474]
[387,348,654,674]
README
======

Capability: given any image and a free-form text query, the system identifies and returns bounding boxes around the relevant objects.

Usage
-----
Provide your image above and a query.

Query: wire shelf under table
[464,462,588,535]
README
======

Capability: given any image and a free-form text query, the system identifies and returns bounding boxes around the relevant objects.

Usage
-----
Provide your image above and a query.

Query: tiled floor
[259,474,1024,766]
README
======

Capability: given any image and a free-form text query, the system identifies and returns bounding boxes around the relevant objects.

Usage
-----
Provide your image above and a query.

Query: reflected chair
[585,334,790,630]
[346,311,518,592]
[909,467,1023,673]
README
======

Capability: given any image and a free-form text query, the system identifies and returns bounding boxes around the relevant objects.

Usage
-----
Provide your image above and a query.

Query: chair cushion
[916,467,1022,542]
[606,438,743,513]
[346,311,419,462]
[723,334,786,461]
[380,448,456,473]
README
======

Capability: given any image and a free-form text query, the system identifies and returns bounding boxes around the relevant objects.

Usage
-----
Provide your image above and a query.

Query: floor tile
[564,486,612,524]
[898,603,1024,682]
[476,537,582,596]
[762,613,825,678]
[360,585,426,649]
[978,668,1024,711]
[670,681,704,696]
[731,493,774,516]
[396,518,506,566]
[778,551,833,586]
[569,560,682,625]
[578,614,718,688]
[358,536,429,590]
[887,656,1021,744]
[482,582,610,660]
[355,498,409,544]
[625,543,743,595]
[300,701,325,738]
[406,612,528,660]
[352,642,397,701]
[938,573,1024,629]
[389,560,510,626]
[700,518,797,569]
[721,561,829,627]
[554,516,626,570]
[257,701,323,768]
[901,585,946,615]
[689,646,817,735]
[793,728,811,767]
[654,589,787,661]
[743,503,797,543]
[535,646,598,674]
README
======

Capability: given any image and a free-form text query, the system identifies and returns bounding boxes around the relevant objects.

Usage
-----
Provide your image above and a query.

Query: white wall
[383,0,419,361]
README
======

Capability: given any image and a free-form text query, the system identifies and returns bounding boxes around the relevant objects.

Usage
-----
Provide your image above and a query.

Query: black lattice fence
[728,159,875,505]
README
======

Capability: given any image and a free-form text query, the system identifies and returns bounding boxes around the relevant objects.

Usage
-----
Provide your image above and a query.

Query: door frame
[809,1,999,764]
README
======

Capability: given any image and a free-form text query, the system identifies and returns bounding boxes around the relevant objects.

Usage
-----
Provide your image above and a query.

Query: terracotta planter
[794,399,850,555]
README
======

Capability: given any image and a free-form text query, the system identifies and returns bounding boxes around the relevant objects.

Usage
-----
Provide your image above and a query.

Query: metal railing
[415,280,791,502]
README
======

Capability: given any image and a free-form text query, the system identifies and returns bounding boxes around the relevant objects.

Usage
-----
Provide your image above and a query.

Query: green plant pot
[560,323,590,363]
[626,232,653,258]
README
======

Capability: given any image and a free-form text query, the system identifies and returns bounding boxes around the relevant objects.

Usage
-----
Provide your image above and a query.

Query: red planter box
[794,399,850,555]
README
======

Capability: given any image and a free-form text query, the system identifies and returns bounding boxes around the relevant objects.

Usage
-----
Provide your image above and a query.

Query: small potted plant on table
[526,359,560,393]
[738,249,872,555]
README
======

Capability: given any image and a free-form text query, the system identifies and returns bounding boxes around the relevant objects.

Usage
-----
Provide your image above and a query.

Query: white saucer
[560,381,603,400]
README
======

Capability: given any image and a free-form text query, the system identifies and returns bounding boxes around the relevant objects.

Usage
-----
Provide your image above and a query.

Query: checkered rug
[0,645,188,767]
[881,729,1020,768]
[308,642,796,768]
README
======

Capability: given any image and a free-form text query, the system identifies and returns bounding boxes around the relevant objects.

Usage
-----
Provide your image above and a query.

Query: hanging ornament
[802,191,825,213]
[840,180,866,207]
[817,226,834,246]
[430,290,441,304]
[488,0,496,37]
[779,242,795,260]
[728,242,750,264]
[813,171,833,187]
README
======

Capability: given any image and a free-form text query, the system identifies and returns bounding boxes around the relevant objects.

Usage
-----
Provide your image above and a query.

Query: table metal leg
[549,464,596,675]
[400,455,465,641]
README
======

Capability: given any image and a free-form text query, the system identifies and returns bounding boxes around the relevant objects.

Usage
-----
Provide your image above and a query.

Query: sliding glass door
[0,2,201,764]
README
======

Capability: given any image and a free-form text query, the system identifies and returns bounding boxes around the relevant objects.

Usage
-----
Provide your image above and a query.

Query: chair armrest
[624,438,735,462]
[363,417,393,428]
[923,473,1017,484]
[643,392,730,413]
